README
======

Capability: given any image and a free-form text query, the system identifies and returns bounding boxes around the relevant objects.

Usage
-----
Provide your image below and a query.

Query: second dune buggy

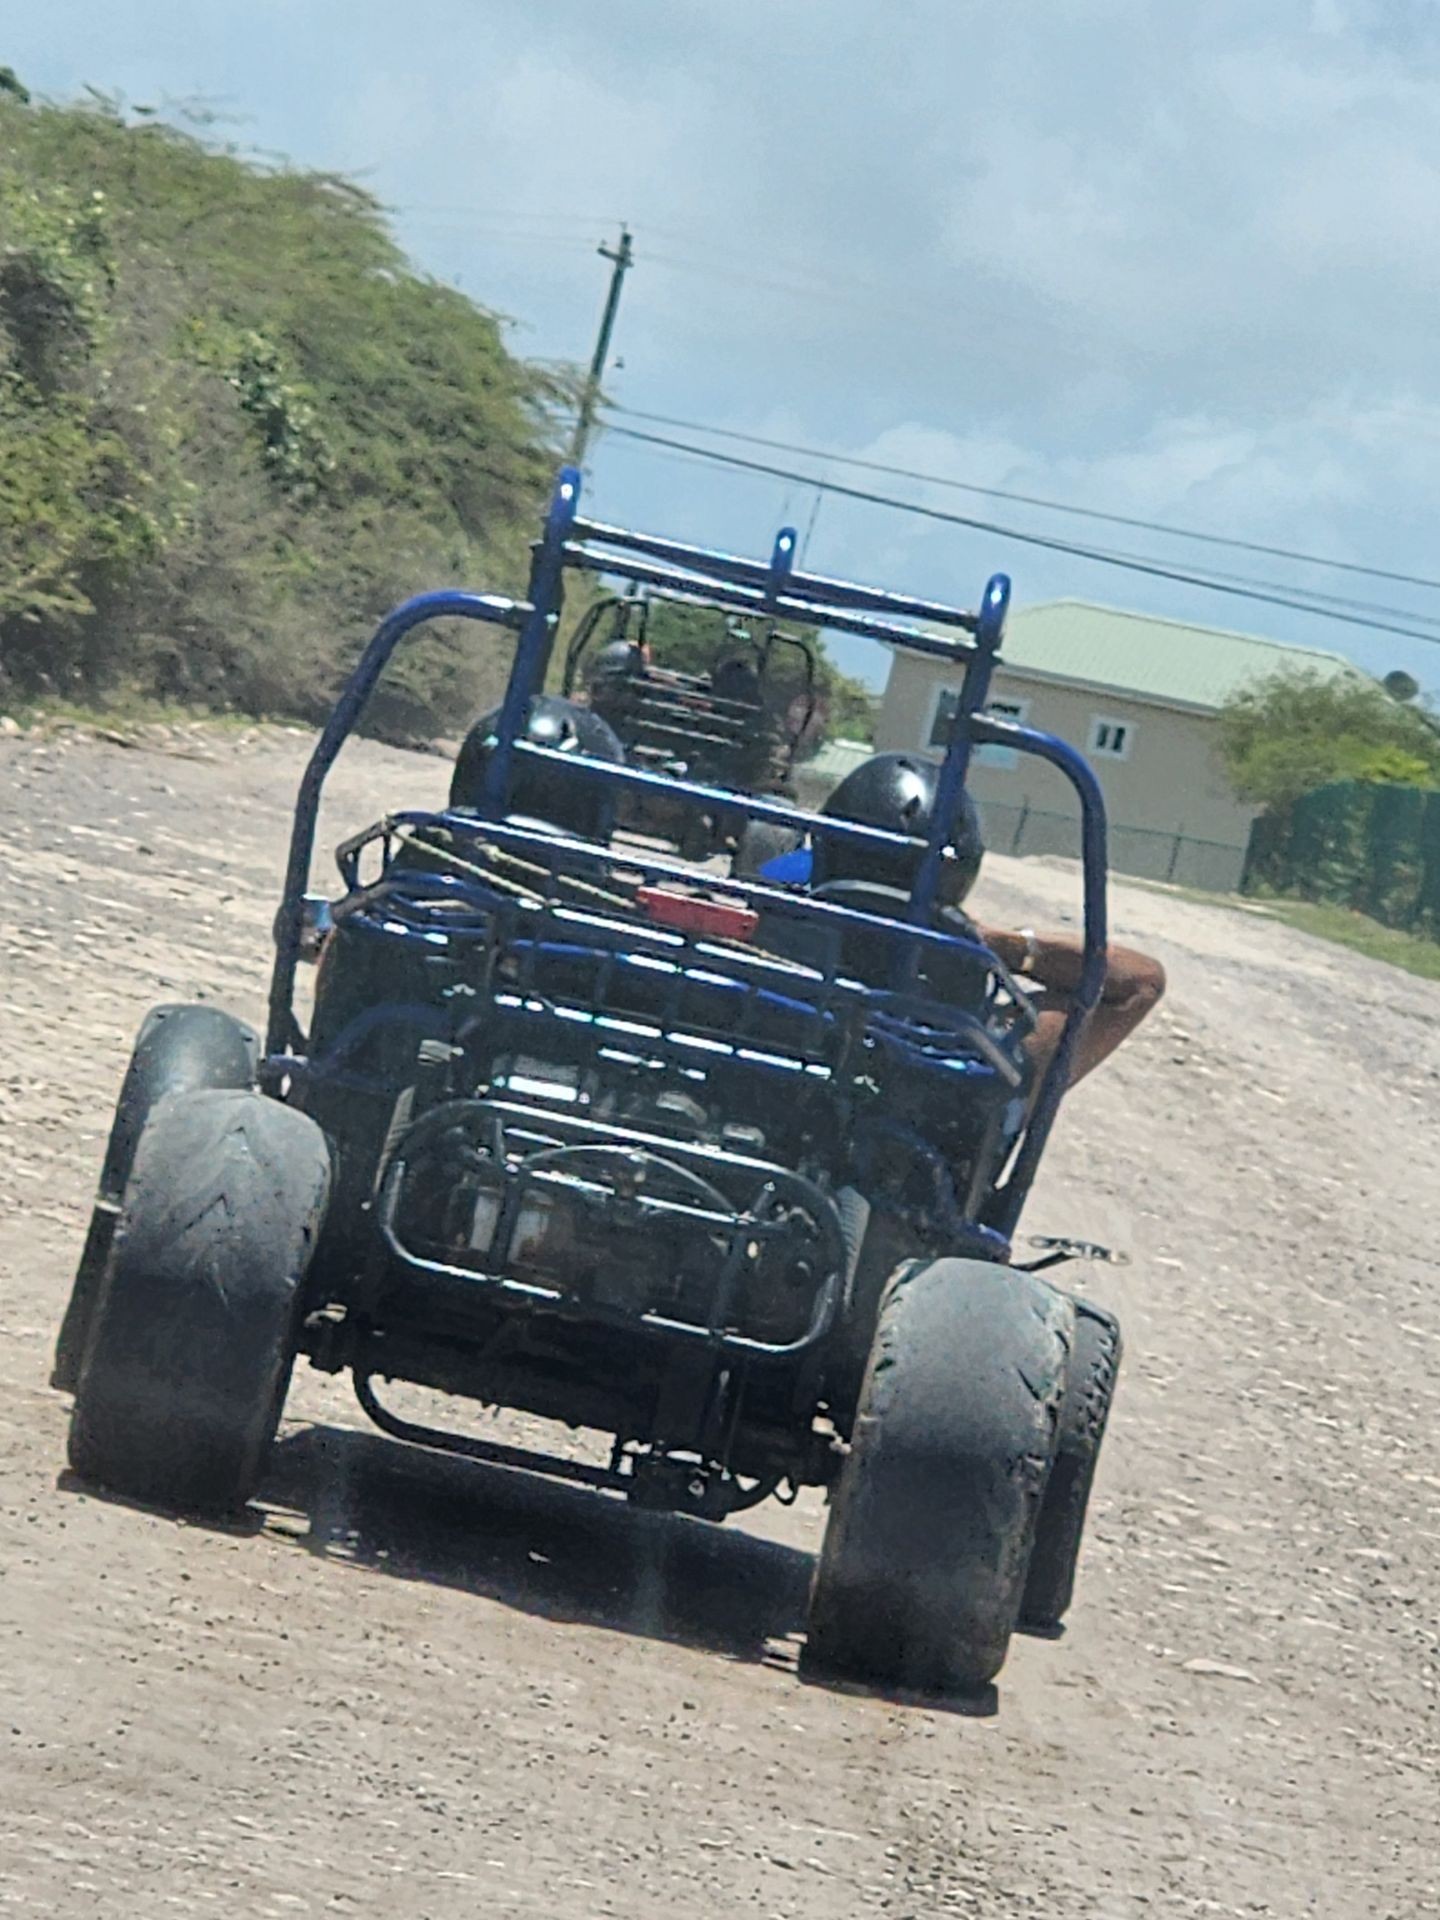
[561,591,819,865]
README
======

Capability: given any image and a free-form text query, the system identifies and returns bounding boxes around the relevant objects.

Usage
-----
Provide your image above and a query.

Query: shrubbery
[0,88,569,736]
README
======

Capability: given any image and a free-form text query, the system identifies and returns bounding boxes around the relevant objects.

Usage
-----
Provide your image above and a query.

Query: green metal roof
[974,600,1356,714]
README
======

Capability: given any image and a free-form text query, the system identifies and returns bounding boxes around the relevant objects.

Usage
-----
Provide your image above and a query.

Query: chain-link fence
[792,753,1249,893]
[1243,780,1440,933]
[974,797,1246,893]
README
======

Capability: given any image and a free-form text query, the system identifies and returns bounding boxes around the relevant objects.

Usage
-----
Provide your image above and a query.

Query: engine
[382,951,849,1353]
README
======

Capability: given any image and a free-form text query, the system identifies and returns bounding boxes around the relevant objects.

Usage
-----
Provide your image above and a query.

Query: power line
[370,206,1438,616]
[605,424,1440,648]
[609,422,1440,644]
[636,252,1103,367]
[617,422,1437,628]
[398,223,602,243]
[392,210,1105,371]
[616,418,1437,627]
[391,203,624,226]
[608,405,1440,599]
[641,249,918,316]
[392,208,925,306]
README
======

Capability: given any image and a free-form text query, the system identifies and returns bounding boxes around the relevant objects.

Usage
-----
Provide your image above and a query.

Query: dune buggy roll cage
[557,591,820,793]
[559,591,821,785]
[267,466,1109,1243]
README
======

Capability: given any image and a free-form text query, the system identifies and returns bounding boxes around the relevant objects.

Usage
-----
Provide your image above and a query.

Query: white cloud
[9,0,1440,685]
[927,12,1440,422]
[793,395,1440,688]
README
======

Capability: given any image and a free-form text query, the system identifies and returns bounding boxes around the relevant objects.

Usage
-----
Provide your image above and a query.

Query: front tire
[53,1004,258,1392]
[68,1090,331,1513]
[806,1259,1072,1694]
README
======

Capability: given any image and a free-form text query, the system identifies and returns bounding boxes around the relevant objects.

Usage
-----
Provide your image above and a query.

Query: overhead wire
[390,207,1104,362]
[613,421,1439,626]
[608,405,1440,599]
[603,425,1440,648]
[369,207,1438,633]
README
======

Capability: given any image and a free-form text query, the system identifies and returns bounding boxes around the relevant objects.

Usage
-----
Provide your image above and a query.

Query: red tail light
[637,887,759,941]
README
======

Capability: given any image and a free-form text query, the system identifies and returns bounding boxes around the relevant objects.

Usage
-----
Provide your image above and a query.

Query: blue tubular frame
[568,516,984,633]
[910,573,1009,929]
[974,716,1109,1237]
[266,588,532,1055]
[481,467,580,816]
[560,546,979,655]
[265,463,1110,1239]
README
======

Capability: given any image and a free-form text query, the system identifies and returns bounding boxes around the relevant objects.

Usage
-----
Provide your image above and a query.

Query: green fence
[1243,781,1440,933]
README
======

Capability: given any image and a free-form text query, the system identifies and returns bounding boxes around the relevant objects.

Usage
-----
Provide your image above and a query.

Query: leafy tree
[1217,667,1440,808]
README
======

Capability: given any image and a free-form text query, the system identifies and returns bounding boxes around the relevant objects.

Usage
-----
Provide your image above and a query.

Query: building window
[975,697,1028,769]
[928,687,963,748]
[929,690,1029,769]
[1089,714,1133,760]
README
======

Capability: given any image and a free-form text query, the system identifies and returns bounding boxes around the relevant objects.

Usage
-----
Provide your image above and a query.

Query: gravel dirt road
[2,727,1437,1918]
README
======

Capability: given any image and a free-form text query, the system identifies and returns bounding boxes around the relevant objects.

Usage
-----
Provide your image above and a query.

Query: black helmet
[710,654,762,705]
[812,752,984,908]
[588,639,646,685]
[450,694,626,840]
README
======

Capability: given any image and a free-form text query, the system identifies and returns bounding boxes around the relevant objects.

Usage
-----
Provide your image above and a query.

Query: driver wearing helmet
[448,694,628,838]
[808,753,1165,1094]
[709,653,764,707]
[587,638,649,686]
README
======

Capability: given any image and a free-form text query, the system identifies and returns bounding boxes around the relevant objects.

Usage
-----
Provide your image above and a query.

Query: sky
[10,0,1440,691]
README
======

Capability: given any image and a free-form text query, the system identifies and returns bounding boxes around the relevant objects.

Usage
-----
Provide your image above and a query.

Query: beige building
[876,600,1354,891]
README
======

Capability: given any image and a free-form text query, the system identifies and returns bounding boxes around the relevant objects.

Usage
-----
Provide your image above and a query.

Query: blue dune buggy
[53,469,1117,1694]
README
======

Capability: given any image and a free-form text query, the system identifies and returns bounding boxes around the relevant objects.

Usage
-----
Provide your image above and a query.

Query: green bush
[0,87,569,735]
[1218,666,1440,809]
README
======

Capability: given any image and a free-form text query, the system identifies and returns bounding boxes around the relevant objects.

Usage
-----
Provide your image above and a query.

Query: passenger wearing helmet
[811,753,985,903]
[807,752,989,1006]
[587,638,648,687]
[709,653,763,707]
[585,639,649,742]
[449,694,626,842]
[814,752,1165,1094]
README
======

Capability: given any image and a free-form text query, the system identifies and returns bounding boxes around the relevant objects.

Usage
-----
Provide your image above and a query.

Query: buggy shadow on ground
[260,1424,813,1668]
[267,1427,1005,1716]
[59,1421,1001,1712]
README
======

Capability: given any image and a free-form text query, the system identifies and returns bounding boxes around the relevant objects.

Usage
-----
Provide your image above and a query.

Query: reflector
[637,887,759,941]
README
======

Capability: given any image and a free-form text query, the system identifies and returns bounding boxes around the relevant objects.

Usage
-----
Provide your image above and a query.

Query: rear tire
[52,1005,258,1392]
[68,1089,331,1513]
[1020,1298,1122,1630]
[806,1259,1072,1694]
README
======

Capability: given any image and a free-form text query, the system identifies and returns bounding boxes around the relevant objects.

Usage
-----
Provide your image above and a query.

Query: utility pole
[569,225,633,470]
